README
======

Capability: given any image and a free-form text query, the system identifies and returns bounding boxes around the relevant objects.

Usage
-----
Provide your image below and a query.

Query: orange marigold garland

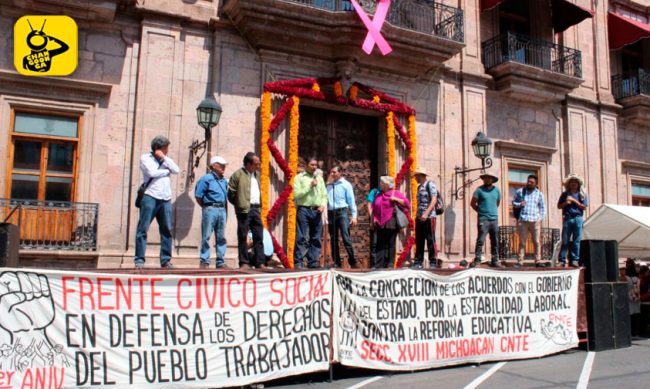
[386,111,396,179]
[287,96,300,268]
[334,81,343,97]
[349,85,359,101]
[408,114,418,222]
[260,92,272,227]
[312,83,321,92]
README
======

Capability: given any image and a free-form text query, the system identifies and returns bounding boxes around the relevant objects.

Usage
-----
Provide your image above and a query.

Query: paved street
[266,338,650,389]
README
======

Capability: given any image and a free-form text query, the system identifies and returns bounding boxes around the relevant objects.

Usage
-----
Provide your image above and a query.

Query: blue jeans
[135,195,173,266]
[200,207,227,265]
[294,207,323,268]
[474,219,499,263]
[559,216,583,264]
[328,209,356,267]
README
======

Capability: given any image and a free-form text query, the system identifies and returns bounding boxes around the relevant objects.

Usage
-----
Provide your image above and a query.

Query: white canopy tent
[582,204,650,258]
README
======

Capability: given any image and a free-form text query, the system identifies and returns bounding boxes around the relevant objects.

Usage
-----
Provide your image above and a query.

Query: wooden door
[299,106,379,268]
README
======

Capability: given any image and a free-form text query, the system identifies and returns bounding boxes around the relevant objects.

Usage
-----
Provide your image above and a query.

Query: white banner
[332,269,580,370]
[0,269,332,388]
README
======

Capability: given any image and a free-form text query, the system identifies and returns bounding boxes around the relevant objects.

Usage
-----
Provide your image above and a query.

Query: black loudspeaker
[581,240,607,283]
[585,282,631,351]
[611,283,631,348]
[0,223,20,267]
[604,240,619,282]
[585,283,614,351]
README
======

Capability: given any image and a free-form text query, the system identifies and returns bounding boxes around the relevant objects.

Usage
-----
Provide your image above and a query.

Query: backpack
[425,181,444,216]
[513,187,527,220]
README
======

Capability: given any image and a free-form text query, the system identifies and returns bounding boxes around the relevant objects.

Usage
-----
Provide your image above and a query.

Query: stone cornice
[495,140,557,155]
[0,70,113,104]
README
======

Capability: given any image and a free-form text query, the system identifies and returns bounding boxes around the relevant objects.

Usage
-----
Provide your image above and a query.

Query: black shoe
[489,261,503,268]
[161,262,174,269]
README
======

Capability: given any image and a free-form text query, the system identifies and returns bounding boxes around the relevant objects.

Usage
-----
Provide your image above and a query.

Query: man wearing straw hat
[557,173,589,267]
[471,170,503,268]
[413,167,439,269]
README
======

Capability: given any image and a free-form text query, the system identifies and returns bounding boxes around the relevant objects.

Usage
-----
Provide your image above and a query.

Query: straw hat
[413,167,428,176]
[563,173,584,188]
[479,170,499,183]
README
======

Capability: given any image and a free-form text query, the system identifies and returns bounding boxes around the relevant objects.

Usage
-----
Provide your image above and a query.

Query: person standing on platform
[293,157,327,268]
[511,174,547,268]
[371,176,411,269]
[228,152,265,269]
[326,166,359,268]
[195,156,229,268]
[557,173,588,267]
[366,185,381,267]
[471,170,503,268]
[413,168,439,269]
[134,135,180,269]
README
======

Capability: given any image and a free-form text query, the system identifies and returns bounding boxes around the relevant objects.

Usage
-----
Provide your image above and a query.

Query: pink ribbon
[351,0,393,55]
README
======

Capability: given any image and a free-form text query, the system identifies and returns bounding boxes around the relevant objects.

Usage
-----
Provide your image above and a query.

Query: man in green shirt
[470,170,503,268]
[293,157,327,268]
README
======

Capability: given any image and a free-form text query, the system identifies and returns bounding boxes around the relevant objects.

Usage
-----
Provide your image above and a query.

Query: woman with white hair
[371,176,411,268]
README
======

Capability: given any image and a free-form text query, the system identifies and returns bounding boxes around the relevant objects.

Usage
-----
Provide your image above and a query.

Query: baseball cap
[210,156,228,165]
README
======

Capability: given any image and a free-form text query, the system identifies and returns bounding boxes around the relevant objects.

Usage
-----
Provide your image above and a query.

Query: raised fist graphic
[0,271,55,346]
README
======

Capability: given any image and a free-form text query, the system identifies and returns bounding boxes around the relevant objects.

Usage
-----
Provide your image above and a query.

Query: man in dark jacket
[228,152,264,269]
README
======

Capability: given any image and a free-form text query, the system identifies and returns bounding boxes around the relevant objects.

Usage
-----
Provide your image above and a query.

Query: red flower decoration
[262,78,417,269]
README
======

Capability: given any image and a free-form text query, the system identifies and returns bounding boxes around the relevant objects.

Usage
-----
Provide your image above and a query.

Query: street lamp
[189,96,222,182]
[196,96,222,139]
[452,132,494,200]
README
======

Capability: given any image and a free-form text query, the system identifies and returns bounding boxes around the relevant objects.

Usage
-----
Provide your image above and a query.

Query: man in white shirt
[134,136,180,269]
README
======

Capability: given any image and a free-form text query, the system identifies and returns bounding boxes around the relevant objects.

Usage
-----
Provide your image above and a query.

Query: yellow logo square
[14,15,78,76]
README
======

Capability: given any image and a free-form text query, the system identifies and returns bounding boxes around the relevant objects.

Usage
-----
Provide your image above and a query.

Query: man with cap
[134,135,180,269]
[413,167,439,269]
[471,170,502,268]
[557,173,588,267]
[195,156,229,268]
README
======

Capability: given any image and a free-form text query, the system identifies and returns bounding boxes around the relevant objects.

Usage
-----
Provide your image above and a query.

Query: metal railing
[482,31,582,78]
[284,0,464,42]
[0,199,98,251]
[498,226,560,262]
[612,68,650,100]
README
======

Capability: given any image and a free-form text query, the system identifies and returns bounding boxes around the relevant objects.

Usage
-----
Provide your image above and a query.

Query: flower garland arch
[261,77,418,269]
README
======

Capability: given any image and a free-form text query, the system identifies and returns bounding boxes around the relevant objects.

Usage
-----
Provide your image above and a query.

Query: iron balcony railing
[0,199,98,251]
[284,0,464,42]
[498,226,560,262]
[612,68,650,100]
[482,31,582,78]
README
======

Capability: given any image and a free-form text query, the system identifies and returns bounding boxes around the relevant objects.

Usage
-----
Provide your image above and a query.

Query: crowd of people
[133,136,591,270]
[622,258,650,337]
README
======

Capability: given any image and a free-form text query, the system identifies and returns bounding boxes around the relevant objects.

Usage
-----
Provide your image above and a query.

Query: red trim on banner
[608,12,650,50]
[551,0,594,33]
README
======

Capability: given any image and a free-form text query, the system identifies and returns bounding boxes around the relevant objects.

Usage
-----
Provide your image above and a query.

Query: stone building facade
[0,0,648,268]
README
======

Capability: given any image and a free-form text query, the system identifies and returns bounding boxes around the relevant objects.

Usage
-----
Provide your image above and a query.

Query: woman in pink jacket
[371,176,411,268]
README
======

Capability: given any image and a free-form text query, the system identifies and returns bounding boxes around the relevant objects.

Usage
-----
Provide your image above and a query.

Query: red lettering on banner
[174,277,257,309]
[150,278,163,310]
[500,335,529,353]
[436,337,495,359]
[96,277,113,310]
[177,278,192,309]
[269,273,330,307]
[79,277,95,310]
[115,278,132,310]
[19,367,64,389]
[549,314,573,327]
[0,371,14,388]
[360,340,392,362]
[397,343,430,362]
